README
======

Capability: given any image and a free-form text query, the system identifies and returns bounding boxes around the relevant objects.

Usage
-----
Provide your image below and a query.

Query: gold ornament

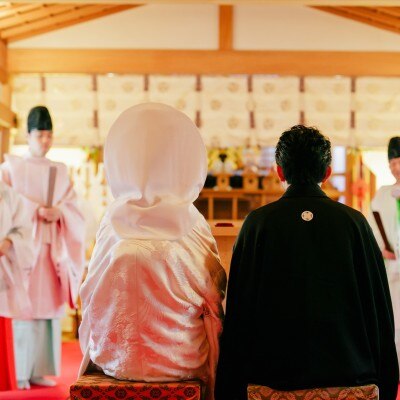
[263,82,275,93]
[315,100,326,112]
[280,99,291,112]
[367,118,380,130]
[105,99,116,111]
[158,82,170,93]
[175,98,186,110]
[333,83,345,95]
[228,117,239,129]
[263,118,274,129]
[334,119,346,131]
[210,99,222,111]
[71,99,81,110]
[122,82,134,93]
[228,82,239,92]
[367,83,379,94]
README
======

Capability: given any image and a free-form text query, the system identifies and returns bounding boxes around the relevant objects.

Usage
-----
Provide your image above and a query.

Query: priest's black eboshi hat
[27,106,53,133]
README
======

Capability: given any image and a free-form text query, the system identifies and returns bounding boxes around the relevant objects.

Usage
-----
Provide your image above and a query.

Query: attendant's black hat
[27,106,52,133]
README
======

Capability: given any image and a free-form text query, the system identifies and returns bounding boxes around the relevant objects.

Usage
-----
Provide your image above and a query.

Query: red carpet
[0,341,81,400]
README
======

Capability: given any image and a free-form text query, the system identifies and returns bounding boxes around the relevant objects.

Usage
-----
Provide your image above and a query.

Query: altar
[195,174,344,220]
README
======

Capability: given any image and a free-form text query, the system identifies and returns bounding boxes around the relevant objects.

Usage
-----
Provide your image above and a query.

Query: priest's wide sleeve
[358,220,399,400]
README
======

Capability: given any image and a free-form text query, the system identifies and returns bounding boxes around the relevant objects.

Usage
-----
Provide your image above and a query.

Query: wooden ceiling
[2,3,400,43]
[0,3,138,42]
[315,6,400,35]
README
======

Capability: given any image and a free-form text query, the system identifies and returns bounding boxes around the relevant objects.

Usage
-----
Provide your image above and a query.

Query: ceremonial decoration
[11,73,400,149]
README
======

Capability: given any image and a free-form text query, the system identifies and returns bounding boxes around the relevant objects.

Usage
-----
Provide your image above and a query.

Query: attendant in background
[369,136,400,373]
[79,103,226,400]
[1,106,85,389]
[215,125,398,400]
[0,182,33,390]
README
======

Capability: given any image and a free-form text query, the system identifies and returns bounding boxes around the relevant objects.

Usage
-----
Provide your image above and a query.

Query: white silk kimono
[2,154,85,317]
[79,213,226,396]
[79,103,227,400]
[0,181,33,320]
[369,184,400,370]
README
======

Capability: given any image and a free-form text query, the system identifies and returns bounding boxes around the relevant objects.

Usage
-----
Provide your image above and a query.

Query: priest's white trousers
[12,319,61,380]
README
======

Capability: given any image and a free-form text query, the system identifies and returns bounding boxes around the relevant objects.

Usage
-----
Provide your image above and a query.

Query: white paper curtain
[97,74,146,141]
[12,75,44,138]
[252,76,300,146]
[148,75,197,121]
[200,76,249,147]
[11,73,400,148]
[304,76,352,146]
[45,75,97,146]
[355,77,400,147]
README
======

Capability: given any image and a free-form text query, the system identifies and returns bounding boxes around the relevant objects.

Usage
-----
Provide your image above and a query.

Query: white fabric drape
[104,102,207,240]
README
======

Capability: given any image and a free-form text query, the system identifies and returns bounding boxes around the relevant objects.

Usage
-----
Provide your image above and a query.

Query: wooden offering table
[210,220,242,277]
[198,184,343,221]
[198,189,283,220]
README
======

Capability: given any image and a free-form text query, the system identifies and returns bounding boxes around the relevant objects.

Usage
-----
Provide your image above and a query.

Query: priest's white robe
[369,184,400,370]
[0,181,33,320]
[1,154,85,380]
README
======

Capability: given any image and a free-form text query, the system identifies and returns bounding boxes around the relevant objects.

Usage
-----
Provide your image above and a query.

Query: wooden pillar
[219,5,233,51]
[1,35,16,163]
[345,148,356,208]
[0,39,6,84]
[345,148,377,213]
[370,170,376,200]
[0,84,13,163]
[0,126,10,163]
[0,39,13,163]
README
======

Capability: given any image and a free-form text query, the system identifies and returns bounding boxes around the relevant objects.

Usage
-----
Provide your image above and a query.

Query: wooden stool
[248,384,379,400]
[70,371,203,400]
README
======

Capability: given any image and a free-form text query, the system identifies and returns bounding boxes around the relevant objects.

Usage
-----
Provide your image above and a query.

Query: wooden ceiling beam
[314,6,400,34]
[8,48,400,76]
[0,4,79,30]
[374,6,400,17]
[1,5,98,39]
[219,5,233,50]
[334,6,400,27]
[0,4,43,21]
[2,5,135,41]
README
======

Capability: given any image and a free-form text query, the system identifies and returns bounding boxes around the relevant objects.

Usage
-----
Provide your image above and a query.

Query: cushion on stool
[247,384,379,400]
[70,371,203,400]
